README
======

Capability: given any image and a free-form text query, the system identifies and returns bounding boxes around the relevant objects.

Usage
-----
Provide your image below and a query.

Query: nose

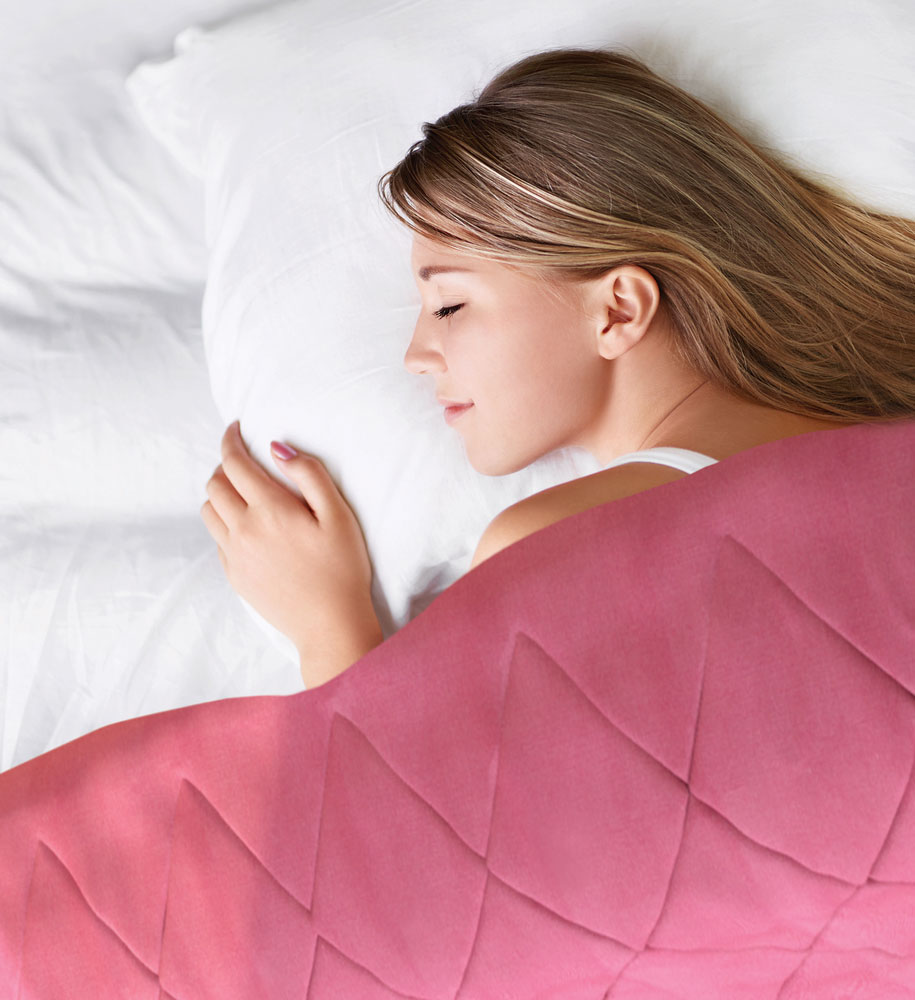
[403,312,446,375]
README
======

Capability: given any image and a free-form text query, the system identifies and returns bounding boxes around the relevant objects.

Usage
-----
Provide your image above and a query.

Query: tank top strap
[601,446,719,475]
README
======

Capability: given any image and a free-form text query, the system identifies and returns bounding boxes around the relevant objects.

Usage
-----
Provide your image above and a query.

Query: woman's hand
[200,421,383,686]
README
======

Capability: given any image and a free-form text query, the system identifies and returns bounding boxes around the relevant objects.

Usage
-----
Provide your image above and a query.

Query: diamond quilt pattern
[1,419,913,998]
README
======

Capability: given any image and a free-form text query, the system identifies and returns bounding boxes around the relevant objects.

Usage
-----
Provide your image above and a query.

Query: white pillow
[125,0,915,663]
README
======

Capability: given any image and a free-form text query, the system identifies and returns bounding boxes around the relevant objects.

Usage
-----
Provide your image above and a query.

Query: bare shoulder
[469,462,690,570]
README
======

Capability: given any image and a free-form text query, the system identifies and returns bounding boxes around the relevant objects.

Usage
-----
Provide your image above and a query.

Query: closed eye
[434,304,464,320]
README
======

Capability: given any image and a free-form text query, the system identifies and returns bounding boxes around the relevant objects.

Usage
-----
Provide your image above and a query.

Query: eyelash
[434,304,464,320]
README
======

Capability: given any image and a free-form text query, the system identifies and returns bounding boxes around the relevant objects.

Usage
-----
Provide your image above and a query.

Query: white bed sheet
[1,0,301,773]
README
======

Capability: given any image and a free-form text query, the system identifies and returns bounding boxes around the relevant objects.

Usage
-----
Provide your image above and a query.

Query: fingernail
[271,441,296,460]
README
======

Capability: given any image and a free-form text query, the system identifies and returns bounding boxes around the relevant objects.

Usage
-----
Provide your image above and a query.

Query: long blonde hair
[378,47,915,422]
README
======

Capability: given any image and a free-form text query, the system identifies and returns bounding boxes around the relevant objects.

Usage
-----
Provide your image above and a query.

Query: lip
[443,402,473,424]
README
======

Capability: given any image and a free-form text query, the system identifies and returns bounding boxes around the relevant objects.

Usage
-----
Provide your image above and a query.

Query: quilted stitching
[691,534,915,883]
[487,632,688,949]
[158,780,313,996]
[20,843,159,997]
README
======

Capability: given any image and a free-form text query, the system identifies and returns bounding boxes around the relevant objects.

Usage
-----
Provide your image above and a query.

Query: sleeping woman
[200,47,915,689]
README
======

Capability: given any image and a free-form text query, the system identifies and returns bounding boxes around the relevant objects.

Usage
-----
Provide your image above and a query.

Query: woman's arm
[295,595,385,688]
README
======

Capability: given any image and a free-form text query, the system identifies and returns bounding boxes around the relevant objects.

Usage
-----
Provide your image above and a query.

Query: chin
[465,446,541,478]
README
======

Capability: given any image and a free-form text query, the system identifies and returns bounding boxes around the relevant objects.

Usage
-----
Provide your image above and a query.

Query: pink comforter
[2,419,914,998]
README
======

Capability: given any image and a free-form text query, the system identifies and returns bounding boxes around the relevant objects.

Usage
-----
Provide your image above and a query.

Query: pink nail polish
[271,441,296,460]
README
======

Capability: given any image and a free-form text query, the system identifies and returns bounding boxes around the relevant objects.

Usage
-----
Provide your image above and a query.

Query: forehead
[408,235,572,302]
[410,235,521,286]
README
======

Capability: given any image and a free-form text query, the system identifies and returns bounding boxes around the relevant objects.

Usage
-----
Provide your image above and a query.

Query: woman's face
[405,234,610,476]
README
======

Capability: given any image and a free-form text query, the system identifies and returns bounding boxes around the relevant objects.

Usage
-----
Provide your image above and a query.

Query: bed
[2,0,914,994]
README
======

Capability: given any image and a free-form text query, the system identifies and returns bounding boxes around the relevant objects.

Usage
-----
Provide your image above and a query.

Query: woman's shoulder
[469,462,689,570]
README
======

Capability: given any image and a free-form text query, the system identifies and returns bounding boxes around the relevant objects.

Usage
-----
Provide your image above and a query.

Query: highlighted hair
[378,47,915,421]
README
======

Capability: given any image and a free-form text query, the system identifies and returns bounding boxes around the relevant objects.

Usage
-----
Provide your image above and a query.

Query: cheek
[447,319,502,381]
[514,311,585,387]
[455,301,584,404]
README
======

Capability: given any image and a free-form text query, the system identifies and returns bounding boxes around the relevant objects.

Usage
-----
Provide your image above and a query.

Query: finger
[205,465,246,531]
[200,497,229,547]
[271,447,342,525]
[220,420,280,507]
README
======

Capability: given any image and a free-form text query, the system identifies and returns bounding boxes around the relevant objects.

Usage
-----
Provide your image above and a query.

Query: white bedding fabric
[2,0,914,773]
[1,0,300,773]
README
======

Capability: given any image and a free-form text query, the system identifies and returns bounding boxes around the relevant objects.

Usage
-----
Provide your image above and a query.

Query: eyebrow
[418,266,475,281]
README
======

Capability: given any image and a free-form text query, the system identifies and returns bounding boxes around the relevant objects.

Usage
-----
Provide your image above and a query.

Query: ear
[589,265,662,361]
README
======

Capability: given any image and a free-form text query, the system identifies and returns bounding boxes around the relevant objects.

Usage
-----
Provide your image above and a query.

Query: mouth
[443,402,473,424]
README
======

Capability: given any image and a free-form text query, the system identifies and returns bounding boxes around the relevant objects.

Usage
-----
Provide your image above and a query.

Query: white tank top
[602,446,719,474]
